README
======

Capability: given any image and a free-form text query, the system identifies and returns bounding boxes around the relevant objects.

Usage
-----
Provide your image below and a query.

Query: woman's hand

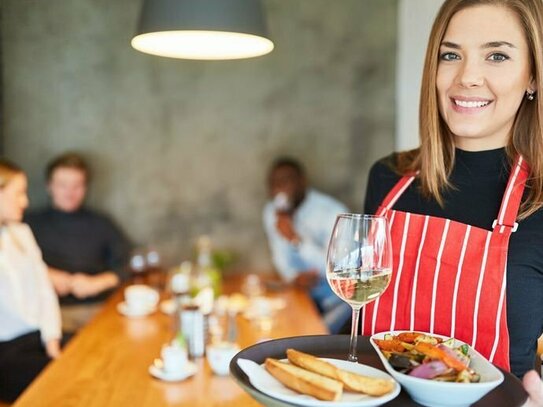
[523,370,543,407]
[45,339,61,359]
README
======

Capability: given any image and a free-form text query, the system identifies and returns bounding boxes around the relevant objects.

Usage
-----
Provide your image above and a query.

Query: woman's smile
[450,96,493,114]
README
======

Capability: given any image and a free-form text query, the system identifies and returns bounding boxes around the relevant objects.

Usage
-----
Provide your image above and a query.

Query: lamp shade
[131,0,274,60]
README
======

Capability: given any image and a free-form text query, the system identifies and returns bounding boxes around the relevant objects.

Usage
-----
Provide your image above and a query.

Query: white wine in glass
[326,214,392,362]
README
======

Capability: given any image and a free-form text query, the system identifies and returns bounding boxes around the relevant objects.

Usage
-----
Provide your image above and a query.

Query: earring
[527,91,536,101]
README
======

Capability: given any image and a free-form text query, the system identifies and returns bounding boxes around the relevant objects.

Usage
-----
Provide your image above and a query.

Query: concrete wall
[2,0,397,270]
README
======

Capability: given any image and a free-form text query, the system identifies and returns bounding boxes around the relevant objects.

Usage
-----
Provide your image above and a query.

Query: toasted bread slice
[286,348,394,396]
[265,358,343,401]
[287,348,339,379]
[335,369,395,396]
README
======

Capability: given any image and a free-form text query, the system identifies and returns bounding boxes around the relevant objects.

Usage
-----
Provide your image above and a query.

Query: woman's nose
[22,195,29,209]
[457,58,484,88]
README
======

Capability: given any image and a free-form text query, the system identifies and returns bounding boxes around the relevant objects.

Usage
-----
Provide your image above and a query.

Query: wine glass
[326,214,393,362]
[129,248,148,284]
[145,246,164,289]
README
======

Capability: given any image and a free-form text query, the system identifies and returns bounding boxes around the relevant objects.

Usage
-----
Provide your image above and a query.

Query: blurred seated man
[263,157,350,333]
[25,153,130,333]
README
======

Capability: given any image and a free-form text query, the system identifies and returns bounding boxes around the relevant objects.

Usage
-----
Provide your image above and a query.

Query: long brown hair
[397,0,543,220]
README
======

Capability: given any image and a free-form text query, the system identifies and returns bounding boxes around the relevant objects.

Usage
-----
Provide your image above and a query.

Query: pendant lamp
[131,0,274,60]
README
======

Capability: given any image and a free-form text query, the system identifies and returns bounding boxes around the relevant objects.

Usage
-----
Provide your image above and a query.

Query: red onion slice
[408,360,449,379]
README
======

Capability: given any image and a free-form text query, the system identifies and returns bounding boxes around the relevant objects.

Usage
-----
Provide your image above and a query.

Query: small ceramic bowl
[370,331,504,407]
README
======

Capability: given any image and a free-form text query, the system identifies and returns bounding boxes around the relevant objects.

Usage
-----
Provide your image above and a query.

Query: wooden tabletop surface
[13,274,328,407]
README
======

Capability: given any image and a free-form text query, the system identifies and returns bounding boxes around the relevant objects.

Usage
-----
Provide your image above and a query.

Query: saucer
[148,361,197,382]
[117,301,157,317]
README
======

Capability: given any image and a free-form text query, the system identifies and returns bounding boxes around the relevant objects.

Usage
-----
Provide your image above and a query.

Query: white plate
[148,360,197,382]
[117,301,157,317]
[370,331,504,407]
[237,357,400,407]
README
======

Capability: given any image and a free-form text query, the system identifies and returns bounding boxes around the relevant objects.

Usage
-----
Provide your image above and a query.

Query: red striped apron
[361,156,529,371]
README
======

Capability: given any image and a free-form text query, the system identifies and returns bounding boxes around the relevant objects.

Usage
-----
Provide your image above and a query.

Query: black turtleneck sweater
[363,148,543,378]
[25,207,130,305]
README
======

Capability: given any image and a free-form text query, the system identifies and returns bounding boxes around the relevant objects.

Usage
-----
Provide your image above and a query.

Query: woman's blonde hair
[397,0,543,220]
[0,159,23,189]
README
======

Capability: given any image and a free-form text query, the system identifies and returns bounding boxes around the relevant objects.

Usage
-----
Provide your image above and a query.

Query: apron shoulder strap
[493,155,530,232]
[377,172,418,216]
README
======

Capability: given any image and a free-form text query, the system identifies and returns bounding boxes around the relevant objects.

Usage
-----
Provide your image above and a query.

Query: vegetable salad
[374,332,480,383]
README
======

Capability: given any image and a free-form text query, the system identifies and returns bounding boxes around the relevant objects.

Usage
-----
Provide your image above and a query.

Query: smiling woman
[436,5,535,152]
[0,166,28,223]
[346,0,543,406]
[0,159,62,403]
[410,0,543,214]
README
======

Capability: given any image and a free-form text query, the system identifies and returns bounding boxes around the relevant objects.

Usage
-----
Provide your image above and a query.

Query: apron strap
[376,155,530,231]
[493,155,530,232]
[377,172,418,216]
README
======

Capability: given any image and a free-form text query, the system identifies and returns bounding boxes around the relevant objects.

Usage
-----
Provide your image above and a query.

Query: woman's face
[0,173,29,223]
[436,5,535,151]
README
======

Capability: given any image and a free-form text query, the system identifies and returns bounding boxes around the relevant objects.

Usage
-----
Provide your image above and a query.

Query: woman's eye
[439,52,460,61]
[488,53,509,62]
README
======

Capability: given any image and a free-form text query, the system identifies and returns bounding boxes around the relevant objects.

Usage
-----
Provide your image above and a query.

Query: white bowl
[370,331,504,407]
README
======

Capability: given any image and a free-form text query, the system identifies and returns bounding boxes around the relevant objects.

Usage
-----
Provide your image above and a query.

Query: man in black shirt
[26,153,130,333]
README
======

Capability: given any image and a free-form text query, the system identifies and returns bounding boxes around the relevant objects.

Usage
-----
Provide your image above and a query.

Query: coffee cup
[124,285,159,312]
[206,342,240,376]
[161,343,188,374]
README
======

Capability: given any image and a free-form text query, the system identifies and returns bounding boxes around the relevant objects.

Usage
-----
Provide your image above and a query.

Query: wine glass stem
[348,306,361,362]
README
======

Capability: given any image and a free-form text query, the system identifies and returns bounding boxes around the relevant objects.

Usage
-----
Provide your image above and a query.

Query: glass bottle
[195,235,222,298]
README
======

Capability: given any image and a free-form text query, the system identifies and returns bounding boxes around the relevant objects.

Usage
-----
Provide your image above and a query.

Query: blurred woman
[0,159,61,403]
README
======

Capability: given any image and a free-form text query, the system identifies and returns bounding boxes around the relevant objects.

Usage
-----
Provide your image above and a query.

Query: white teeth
[454,99,490,108]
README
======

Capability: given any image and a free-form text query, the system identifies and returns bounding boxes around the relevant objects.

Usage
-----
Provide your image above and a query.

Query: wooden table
[13,275,328,407]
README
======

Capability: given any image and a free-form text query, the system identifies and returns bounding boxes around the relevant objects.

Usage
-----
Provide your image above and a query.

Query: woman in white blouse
[0,159,61,403]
